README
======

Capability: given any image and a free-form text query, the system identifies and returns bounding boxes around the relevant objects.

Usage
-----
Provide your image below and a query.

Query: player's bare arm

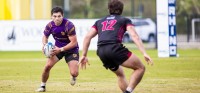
[52,35,78,55]
[42,35,49,53]
[42,35,48,45]
[79,28,97,69]
[61,35,78,51]
[127,25,153,65]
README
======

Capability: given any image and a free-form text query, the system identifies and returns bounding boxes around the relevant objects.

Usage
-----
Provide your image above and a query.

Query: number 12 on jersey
[101,20,117,31]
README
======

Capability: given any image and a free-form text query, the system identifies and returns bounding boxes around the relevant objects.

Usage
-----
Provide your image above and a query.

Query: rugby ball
[43,42,54,58]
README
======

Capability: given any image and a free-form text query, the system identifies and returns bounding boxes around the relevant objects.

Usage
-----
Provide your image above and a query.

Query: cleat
[123,90,131,93]
[35,86,46,92]
[70,77,76,86]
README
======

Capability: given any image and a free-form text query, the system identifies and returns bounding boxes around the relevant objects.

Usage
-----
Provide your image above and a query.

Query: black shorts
[56,51,79,63]
[97,43,132,71]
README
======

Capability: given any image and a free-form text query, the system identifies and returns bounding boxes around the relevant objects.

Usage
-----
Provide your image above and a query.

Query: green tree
[177,0,200,16]
[176,0,200,34]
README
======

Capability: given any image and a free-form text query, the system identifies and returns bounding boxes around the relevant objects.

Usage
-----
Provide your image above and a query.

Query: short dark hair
[51,7,64,15]
[108,0,124,15]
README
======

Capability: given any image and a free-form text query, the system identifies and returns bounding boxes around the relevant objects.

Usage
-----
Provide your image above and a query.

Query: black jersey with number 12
[92,15,133,46]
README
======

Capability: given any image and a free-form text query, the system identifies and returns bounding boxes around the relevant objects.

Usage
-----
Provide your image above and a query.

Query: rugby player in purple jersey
[79,0,153,93]
[36,7,79,92]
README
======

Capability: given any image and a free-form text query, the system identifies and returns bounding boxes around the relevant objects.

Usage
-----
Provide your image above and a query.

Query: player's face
[51,12,63,26]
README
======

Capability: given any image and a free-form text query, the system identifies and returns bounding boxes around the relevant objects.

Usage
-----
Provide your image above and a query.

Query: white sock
[126,87,133,93]
[40,82,46,86]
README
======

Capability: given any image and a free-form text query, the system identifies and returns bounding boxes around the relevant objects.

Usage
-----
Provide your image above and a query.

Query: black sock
[124,90,131,93]
[41,86,45,89]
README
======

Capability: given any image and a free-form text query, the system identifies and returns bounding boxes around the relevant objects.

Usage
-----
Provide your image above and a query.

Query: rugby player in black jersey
[79,0,153,93]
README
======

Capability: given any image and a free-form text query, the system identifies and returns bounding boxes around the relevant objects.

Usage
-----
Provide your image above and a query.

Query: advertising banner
[156,0,177,57]
[0,19,98,51]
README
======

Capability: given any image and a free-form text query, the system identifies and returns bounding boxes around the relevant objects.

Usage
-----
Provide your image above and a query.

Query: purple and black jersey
[92,15,133,46]
[44,18,79,52]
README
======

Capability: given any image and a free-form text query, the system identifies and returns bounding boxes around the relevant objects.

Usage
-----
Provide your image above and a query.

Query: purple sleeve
[43,22,52,37]
[67,22,76,36]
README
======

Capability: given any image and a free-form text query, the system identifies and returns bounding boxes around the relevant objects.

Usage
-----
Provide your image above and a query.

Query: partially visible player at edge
[36,7,79,92]
[79,0,153,93]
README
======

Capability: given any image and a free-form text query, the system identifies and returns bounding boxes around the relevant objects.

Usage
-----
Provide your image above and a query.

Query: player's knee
[117,73,125,79]
[140,64,146,73]
[44,65,53,72]
[71,70,79,77]
[115,71,125,78]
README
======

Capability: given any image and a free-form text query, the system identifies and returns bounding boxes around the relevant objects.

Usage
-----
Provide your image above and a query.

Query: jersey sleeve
[43,22,52,37]
[67,22,76,36]
[91,21,98,31]
[125,18,134,27]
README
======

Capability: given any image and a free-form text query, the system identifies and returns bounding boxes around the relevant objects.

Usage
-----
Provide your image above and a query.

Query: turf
[0,49,200,93]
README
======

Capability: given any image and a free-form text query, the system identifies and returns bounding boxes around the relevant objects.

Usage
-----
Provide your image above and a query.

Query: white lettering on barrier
[0,19,98,51]
[169,46,176,55]
[169,36,176,45]
[168,0,177,57]
[169,16,176,25]
[170,25,175,35]
[169,7,175,15]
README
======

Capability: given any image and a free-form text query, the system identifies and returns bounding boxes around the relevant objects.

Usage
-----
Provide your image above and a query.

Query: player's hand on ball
[51,46,60,56]
[143,53,153,66]
[78,56,90,69]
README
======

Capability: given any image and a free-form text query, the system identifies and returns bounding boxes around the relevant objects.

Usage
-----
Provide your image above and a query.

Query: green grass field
[0,49,200,93]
